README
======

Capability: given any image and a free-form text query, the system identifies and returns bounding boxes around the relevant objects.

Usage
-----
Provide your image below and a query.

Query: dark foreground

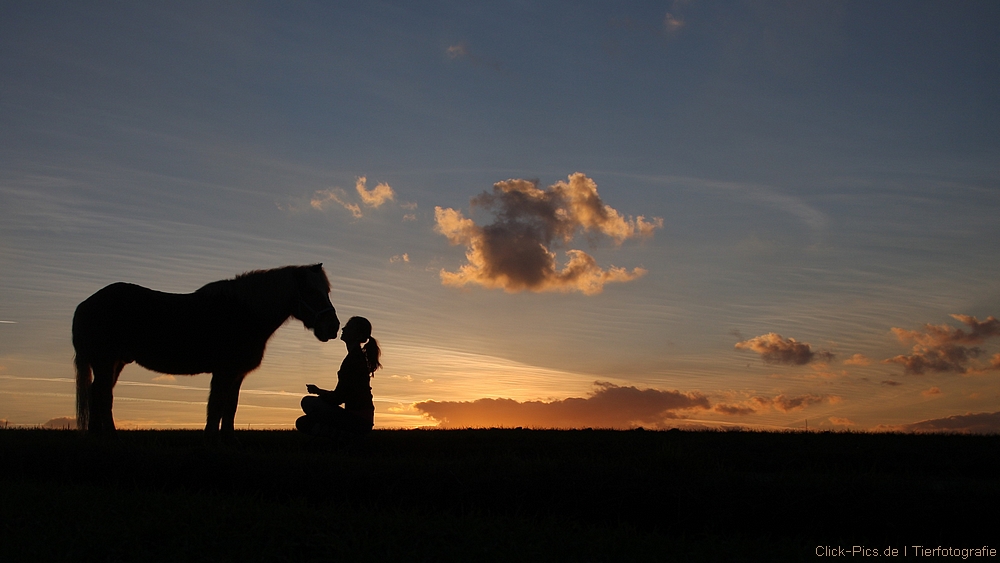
[1,429,997,562]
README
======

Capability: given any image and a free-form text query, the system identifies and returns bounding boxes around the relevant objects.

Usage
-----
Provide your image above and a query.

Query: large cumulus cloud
[434,173,662,295]
[414,381,708,429]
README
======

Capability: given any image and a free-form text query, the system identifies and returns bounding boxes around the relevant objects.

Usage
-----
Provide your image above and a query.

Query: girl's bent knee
[301,395,320,413]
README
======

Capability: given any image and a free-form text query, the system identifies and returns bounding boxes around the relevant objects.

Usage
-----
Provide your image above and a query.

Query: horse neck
[232,271,298,335]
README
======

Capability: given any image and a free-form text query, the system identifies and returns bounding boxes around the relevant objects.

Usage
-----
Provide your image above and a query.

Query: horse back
[73,282,270,375]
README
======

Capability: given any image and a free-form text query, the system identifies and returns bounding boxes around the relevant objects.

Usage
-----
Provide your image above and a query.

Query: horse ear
[311,263,323,272]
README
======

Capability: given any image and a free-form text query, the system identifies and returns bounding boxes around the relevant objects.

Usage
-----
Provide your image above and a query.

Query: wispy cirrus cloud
[884,314,1000,375]
[735,333,833,365]
[434,173,662,295]
[414,381,708,429]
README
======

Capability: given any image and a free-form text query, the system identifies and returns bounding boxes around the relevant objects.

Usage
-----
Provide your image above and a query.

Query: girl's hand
[306,384,320,395]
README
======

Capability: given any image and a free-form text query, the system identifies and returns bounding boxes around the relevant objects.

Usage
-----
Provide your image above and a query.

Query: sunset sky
[2,1,999,432]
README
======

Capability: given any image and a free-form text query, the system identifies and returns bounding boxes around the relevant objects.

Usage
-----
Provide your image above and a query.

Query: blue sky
[2,1,999,431]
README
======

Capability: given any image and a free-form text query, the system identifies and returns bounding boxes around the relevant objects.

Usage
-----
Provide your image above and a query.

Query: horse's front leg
[220,373,246,435]
[205,372,244,438]
[205,372,231,434]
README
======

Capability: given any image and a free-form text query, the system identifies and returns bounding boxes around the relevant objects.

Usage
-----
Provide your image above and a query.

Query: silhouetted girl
[297,316,381,437]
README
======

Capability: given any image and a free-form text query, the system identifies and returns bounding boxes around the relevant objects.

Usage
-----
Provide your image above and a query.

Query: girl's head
[341,316,382,375]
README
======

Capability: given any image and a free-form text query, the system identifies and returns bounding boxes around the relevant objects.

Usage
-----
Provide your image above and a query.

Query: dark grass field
[1,428,997,562]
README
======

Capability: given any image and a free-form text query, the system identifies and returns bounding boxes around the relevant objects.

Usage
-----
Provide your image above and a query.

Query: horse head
[293,264,340,342]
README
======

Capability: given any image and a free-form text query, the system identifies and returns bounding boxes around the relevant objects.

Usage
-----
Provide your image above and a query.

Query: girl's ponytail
[363,336,382,376]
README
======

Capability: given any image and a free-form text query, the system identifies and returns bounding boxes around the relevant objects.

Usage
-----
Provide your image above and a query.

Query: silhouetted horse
[73,264,340,436]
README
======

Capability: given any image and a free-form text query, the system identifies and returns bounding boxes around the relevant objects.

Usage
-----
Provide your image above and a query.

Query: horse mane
[195,264,329,318]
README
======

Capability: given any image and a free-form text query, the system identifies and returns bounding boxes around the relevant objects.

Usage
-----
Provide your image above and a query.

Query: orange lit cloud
[311,188,361,217]
[389,253,409,263]
[434,173,661,295]
[414,381,708,429]
[829,417,854,427]
[310,177,396,217]
[664,12,684,32]
[355,176,395,208]
[922,386,942,397]
[735,333,833,365]
[877,411,1000,434]
[610,2,686,39]
[843,354,871,366]
[884,314,1000,375]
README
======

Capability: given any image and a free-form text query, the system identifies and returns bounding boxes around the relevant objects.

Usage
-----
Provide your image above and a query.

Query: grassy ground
[1,428,997,562]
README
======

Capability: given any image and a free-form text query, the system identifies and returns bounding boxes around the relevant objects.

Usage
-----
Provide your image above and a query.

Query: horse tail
[75,354,92,432]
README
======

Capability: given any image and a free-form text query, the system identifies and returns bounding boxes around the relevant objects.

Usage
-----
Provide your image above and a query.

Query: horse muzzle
[313,317,340,342]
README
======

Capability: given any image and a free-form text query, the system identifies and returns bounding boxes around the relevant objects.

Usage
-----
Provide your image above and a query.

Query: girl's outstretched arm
[307,383,343,405]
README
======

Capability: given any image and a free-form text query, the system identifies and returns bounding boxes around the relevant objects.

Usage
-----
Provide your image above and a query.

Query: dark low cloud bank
[885,314,1000,375]
[41,416,76,429]
[714,393,838,415]
[879,411,1000,434]
[734,333,833,365]
[768,394,835,412]
[414,382,708,429]
[713,404,756,416]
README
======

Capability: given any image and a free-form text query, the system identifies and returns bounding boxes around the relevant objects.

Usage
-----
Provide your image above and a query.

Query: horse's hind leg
[89,360,121,434]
